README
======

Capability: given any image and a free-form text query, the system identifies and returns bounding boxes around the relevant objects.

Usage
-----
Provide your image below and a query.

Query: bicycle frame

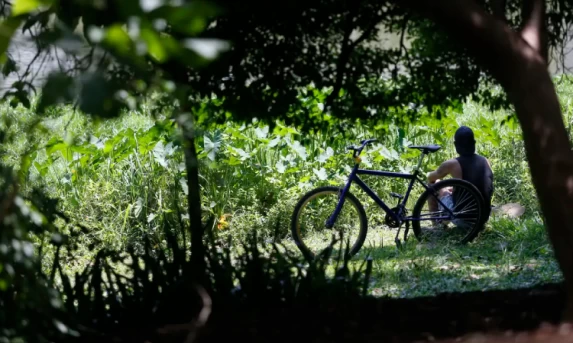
[325,150,456,228]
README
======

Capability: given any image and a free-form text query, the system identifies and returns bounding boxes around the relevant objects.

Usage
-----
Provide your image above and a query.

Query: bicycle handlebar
[360,139,378,145]
[346,138,378,157]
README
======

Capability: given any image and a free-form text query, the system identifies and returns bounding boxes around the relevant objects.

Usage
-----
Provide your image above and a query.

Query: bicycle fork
[325,165,359,228]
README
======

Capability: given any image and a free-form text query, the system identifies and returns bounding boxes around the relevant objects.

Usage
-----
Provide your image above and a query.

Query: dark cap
[454,126,475,156]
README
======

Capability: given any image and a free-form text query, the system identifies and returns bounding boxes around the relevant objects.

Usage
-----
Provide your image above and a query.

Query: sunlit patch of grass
[280,215,562,298]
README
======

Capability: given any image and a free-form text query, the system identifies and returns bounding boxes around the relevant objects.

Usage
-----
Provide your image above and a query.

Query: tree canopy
[1,0,572,129]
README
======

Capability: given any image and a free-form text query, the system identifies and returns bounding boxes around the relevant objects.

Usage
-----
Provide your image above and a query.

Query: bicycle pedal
[395,238,403,250]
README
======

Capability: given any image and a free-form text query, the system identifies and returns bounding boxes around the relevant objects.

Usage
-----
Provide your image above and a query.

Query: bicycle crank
[385,206,406,228]
[393,217,410,250]
[394,222,405,250]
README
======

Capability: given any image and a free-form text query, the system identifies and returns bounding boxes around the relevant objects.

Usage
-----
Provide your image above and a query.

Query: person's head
[454,126,476,156]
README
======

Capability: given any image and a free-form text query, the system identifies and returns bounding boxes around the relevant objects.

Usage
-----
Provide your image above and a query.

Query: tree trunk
[505,54,573,321]
[177,110,206,277]
[405,0,573,319]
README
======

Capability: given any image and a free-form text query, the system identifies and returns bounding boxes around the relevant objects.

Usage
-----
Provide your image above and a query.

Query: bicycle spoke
[412,179,484,244]
[293,189,364,258]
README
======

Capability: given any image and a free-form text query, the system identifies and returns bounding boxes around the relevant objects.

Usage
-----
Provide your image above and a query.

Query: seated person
[426,126,494,227]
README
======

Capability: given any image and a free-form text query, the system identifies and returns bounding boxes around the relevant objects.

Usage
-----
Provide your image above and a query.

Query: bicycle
[290,139,486,261]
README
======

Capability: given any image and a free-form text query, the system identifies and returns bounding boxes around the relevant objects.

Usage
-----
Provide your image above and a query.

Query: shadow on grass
[307,216,563,299]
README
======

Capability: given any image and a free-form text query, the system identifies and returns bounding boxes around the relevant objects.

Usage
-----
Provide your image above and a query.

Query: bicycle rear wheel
[411,179,486,244]
[291,186,367,261]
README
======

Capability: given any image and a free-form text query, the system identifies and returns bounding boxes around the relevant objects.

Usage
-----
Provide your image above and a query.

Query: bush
[41,216,371,342]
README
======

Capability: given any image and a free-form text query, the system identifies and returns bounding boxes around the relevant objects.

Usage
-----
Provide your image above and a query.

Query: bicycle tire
[291,186,368,261]
[411,178,486,244]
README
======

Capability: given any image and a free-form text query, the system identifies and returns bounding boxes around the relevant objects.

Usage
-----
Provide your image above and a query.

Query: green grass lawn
[280,214,562,298]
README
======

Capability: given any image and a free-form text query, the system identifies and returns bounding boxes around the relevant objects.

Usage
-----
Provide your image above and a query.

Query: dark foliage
[0,165,81,342]
[50,218,370,342]
[2,0,572,128]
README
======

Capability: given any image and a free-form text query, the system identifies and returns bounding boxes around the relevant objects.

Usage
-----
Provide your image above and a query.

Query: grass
[279,213,562,298]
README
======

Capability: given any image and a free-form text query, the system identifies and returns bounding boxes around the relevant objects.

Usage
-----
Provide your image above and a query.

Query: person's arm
[427,159,457,184]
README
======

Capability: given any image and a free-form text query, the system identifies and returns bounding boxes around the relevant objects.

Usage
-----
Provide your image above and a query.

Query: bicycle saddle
[408,144,441,153]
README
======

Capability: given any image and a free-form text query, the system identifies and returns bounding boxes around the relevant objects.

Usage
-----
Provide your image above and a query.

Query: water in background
[1,27,75,96]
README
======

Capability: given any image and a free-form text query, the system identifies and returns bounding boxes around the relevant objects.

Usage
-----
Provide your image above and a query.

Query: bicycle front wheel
[291,186,367,261]
[411,179,486,244]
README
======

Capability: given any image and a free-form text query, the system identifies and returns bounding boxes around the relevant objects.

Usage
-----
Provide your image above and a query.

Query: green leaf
[254,125,269,139]
[268,137,281,148]
[204,135,221,161]
[34,161,48,176]
[379,146,399,161]
[104,24,132,54]
[45,138,74,161]
[179,178,188,195]
[224,155,241,166]
[45,138,66,155]
[140,26,168,62]
[12,0,47,16]
[317,147,333,163]
[290,140,307,160]
[313,167,327,180]
[101,24,147,70]
[19,150,37,180]
[275,161,286,173]
[1,56,17,77]
[231,147,250,161]
[5,89,31,108]
[153,141,168,168]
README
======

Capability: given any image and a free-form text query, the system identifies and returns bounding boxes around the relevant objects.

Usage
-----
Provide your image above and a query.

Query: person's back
[456,153,494,218]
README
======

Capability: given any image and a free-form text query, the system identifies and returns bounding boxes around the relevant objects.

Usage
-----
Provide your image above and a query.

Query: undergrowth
[0,79,571,309]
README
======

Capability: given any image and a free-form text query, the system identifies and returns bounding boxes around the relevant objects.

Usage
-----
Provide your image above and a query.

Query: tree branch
[324,10,358,110]
[324,7,380,111]
[399,14,412,71]
[520,0,548,61]
[349,15,380,50]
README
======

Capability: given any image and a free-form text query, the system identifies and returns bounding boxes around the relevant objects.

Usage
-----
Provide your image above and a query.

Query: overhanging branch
[399,14,412,70]
[324,9,381,111]
[324,9,358,111]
